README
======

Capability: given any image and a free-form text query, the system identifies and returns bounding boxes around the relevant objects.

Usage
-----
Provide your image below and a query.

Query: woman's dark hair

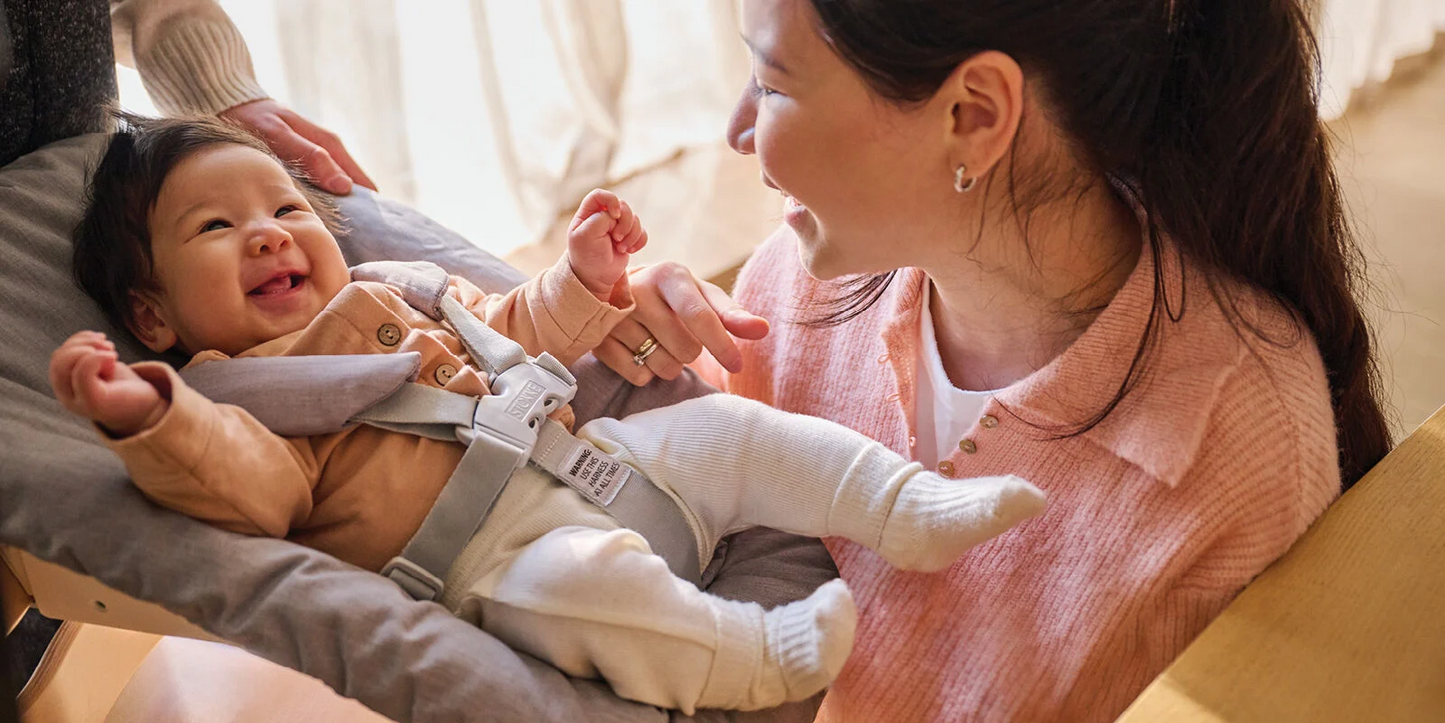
[805,0,1390,489]
[73,113,343,333]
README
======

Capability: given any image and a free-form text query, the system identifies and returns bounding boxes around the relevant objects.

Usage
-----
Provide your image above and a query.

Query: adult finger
[628,288,705,367]
[255,119,349,194]
[699,280,770,341]
[610,317,685,380]
[280,109,378,193]
[651,265,743,371]
[593,337,656,387]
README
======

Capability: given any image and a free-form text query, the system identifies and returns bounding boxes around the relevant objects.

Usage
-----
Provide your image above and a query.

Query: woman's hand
[597,262,770,385]
[220,99,378,195]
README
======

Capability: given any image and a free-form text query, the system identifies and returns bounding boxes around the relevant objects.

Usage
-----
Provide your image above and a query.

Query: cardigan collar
[879,206,1240,488]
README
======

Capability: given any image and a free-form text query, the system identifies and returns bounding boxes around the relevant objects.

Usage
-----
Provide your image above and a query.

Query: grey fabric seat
[0,134,836,722]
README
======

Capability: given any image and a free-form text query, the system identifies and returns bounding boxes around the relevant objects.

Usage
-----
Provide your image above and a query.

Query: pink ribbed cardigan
[696,226,1341,722]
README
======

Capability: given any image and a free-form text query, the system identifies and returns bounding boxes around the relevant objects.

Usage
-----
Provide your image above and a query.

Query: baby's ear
[127,292,178,353]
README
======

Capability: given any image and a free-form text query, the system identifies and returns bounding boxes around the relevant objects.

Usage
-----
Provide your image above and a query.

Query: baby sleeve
[448,255,635,366]
[102,361,321,538]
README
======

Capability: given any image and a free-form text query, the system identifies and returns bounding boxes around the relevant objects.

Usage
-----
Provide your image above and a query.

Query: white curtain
[118,0,747,258]
[1318,0,1445,118]
[113,0,1442,243]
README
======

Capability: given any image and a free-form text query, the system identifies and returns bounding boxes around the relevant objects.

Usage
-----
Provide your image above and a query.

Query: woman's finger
[611,319,685,380]
[627,293,705,366]
[699,280,770,353]
[255,119,348,193]
[281,109,378,193]
[653,266,742,370]
[593,337,656,386]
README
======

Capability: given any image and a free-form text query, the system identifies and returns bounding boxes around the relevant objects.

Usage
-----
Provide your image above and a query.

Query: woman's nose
[726,79,758,156]
[247,222,292,255]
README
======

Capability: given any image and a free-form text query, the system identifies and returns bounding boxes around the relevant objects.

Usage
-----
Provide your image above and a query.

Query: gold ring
[632,337,659,366]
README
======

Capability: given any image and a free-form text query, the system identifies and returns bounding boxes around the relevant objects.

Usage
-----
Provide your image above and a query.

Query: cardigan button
[377,323,402,347]
[434,364,457,385]
[980,415,999,429]
[938,461,955,476]
[959,439,977,454]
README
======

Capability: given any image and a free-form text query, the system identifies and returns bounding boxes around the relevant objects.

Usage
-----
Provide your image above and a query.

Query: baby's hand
[567,189,647,299]
[49,331,168,437]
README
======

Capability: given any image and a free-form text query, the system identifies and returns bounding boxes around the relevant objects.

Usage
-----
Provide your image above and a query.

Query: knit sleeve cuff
[102,362,214,472]
[536,255,635,342]
[137,17,269,116]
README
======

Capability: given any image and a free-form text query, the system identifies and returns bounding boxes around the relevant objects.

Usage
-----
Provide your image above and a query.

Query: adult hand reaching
[220,99,377,195]
[597,262,770,386]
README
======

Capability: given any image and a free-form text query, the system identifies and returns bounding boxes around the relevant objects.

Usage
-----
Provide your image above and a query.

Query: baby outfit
[101,257,1044,713]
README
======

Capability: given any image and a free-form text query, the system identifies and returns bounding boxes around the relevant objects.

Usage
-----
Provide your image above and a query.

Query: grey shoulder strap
[180,353,423,437]
[350,260,451,320]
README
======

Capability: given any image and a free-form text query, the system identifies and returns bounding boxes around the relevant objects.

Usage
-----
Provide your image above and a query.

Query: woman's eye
[201,219,230,233]
[275,204,299,218]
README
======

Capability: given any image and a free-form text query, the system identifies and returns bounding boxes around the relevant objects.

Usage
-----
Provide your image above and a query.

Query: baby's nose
[248,223,292,254]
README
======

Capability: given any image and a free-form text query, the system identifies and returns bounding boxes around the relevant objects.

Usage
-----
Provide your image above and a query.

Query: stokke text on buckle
[462,352,577,461]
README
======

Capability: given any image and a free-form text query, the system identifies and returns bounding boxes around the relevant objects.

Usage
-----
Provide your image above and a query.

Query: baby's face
[140,144,351,356]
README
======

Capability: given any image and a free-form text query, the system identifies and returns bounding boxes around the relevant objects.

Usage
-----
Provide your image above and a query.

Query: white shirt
[913,283,999,469]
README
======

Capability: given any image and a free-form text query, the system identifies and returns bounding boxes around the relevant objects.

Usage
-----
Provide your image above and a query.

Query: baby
[50,115,1045,713]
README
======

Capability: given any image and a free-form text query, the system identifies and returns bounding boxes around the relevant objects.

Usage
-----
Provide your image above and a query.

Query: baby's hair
[72,112,344,333]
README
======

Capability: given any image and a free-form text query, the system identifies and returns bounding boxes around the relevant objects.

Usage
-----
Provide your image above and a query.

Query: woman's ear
[938,50,1025,186]
[128,292,178,353]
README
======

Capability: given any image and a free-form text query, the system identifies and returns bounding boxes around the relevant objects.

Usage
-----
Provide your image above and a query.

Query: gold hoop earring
[954,164,978,193]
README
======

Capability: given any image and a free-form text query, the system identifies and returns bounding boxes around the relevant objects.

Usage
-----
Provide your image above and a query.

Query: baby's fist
[48,331,168,437]
[567,189,648,298]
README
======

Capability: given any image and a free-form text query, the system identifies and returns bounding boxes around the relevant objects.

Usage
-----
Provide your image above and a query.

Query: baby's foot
[877,473,1046,572]
[765,578,856,702]
[699,579,857,711]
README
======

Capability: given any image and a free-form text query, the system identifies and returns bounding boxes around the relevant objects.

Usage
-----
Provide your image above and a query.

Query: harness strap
[357,388,705,592]
[529,421,703,583]
[439,295,529,380]
[178,353,422,437]
[383,430,532,600]
[185,261,704,601]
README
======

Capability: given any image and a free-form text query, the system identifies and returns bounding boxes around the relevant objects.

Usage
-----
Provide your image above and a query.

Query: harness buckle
[463,353,577,463]
[381,556,446,601]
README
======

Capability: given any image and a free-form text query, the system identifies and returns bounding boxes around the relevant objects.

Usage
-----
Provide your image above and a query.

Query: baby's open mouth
[249,274,306,296]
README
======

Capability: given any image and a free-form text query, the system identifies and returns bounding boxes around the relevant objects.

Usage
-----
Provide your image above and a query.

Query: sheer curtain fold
[148,2,1445,252]
[1319,0,1445,118]
[252,0,744,256]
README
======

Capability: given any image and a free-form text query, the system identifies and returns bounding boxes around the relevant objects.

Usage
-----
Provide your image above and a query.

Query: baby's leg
[576,394,1045,572]
[457,525,855,713]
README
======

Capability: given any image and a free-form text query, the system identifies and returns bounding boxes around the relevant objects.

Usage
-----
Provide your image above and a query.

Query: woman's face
[727,0,956,280]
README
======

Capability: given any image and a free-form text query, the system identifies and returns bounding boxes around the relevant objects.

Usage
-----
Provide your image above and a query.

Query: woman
[598,0,1392,719]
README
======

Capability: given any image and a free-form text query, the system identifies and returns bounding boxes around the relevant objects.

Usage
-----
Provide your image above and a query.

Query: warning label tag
[558,444,628,506]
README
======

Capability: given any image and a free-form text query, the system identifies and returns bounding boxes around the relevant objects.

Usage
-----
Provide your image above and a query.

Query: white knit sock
[876,472,1046,572]
[697,579,856,711]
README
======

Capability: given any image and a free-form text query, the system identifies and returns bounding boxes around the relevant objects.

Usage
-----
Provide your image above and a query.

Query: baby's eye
[200,219,230,233]
[275,205,299,218]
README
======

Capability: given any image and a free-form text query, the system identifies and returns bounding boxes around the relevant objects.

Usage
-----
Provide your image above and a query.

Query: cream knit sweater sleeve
[109,0,268,116]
